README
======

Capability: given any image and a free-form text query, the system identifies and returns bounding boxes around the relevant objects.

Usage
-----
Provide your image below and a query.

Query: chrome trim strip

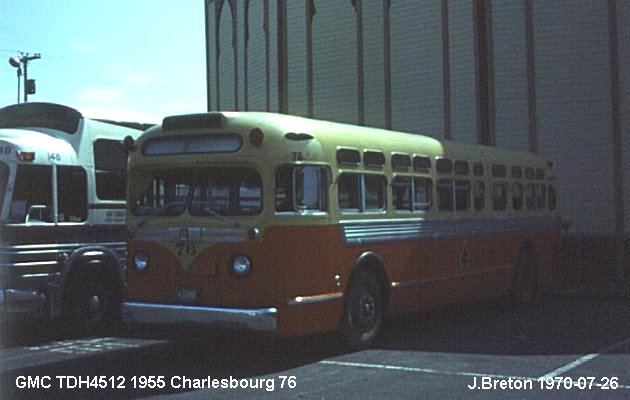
[0,241,126,252]
[122,302,277,332]
[342,216,558,244]
[133,227,249,243]
[287,292,344,307]
[7,261,58,268]
[391,265,512,290]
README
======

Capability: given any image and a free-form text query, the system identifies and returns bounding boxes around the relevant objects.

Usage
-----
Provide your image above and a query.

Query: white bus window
[512,183,523,211]
[493,183,508,211]
[526,183,536,210]
[275,165,327,212]
[94,139,128,200]
[548,185,557,210]
[338,174,361,211]
[414,177,432,211]
[11,164,53,223]
[437,179,453,211]
[473,181,485,210]
[394,176,431,211]
[455,180,470,211]
[364,175,386,210]
[438,179,469,211]
[393,177,412,211]
[535,184,547,210]
[295,166,325,211]
[57,166,87,222]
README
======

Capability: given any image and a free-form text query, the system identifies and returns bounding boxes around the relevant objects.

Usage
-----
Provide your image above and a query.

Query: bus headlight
[231,254,252,278]
[134,252,149,272]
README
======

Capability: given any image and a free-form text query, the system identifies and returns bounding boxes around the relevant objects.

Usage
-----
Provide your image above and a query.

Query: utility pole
[8,52,41,103]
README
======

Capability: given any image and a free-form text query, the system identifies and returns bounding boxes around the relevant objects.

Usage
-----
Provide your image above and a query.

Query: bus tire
[63,267,121,337]
[341,270,384,350]
[510,245,539,308]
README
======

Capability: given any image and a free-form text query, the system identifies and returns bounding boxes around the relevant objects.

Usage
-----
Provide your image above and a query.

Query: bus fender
[60,246,124,291]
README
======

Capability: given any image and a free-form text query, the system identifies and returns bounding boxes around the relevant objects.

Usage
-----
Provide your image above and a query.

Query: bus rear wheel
[511,246,539,308]
[341,271,384,350]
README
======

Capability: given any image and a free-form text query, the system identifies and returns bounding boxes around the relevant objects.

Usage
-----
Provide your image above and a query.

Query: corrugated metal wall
[534,0,615,234]
[204,0,628,243]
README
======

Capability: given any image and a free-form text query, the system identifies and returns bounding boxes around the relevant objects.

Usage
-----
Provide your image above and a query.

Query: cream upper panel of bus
[130,112,328,168]
[0,128,77,165]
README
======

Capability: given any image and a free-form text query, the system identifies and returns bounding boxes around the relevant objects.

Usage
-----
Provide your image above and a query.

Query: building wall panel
[362,1,386,129]
[218,1,236,110]
[245,1,267,111]
[390,0,444,137]
[311,0,358,124]
[206,1,217,110]
[448,0,478,144]
[619,0,630,235]
[534,0,614,234]
[491,0,529,151]
[286,0,308,116]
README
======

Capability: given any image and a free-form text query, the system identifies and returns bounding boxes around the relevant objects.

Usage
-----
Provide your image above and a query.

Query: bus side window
[548,185,557,210]
[393,176,431,211]
[535,184,546,210]
[338,174,361,211]
[526,183,536,210]
[473,181,485,210]
[437,179,453,211]
[364,175,386,210]
[94,139,128,200]
[57,166,88,222]
[512,182,523,211]
[275,166,293,211]
[393,176,412,211]
[294,166,326,211]
[275,165,327,212]
[493,183,507,211]
[413,177,432,211]
[438,179,469,211]
[455,180,470,211]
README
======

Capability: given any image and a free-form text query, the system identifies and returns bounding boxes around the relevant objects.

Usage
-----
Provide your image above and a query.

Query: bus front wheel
[341,270,384,350]
[63,269,121,337]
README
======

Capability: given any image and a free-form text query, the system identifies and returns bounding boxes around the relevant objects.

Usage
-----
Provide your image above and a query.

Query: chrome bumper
[122,302,277,332]
[0,288,47,321]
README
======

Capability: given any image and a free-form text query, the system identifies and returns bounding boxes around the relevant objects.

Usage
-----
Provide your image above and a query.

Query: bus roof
[144,111,549,169]
[0,102,152,134]
[0,128,76,165]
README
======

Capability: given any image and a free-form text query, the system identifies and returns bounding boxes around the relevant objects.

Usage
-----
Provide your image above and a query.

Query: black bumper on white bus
[121,302,278,332]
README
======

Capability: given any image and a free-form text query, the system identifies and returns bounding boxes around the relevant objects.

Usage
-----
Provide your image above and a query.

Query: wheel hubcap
[88,294,102,320]
[357,293,376,328]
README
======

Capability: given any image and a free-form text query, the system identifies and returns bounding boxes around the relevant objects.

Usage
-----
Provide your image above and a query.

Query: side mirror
[123,135,136,153]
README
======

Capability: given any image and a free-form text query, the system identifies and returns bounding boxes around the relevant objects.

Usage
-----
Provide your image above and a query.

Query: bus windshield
[133,167,262,218]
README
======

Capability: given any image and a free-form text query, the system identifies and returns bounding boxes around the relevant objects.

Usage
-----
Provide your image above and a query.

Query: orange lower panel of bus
[125,221,560,337]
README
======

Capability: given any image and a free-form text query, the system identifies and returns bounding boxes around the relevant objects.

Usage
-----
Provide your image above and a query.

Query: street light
[8,53,41,103]
[8,57,22,103]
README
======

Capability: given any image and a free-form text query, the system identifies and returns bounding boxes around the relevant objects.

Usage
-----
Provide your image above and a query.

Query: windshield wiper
[202,207,241,227]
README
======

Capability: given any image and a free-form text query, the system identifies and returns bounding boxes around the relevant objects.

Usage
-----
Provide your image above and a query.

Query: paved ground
[2,288,630,399]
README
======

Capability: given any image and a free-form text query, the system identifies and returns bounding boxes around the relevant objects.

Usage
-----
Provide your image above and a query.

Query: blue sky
[0,0,207,123]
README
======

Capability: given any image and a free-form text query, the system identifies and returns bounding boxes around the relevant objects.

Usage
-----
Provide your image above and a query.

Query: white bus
[0,102,145,335]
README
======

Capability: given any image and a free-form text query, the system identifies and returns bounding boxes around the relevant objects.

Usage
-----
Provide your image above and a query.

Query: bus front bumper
[122,302,277,332]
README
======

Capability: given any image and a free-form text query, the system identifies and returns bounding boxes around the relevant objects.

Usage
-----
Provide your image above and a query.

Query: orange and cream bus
[122,112,560,348]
